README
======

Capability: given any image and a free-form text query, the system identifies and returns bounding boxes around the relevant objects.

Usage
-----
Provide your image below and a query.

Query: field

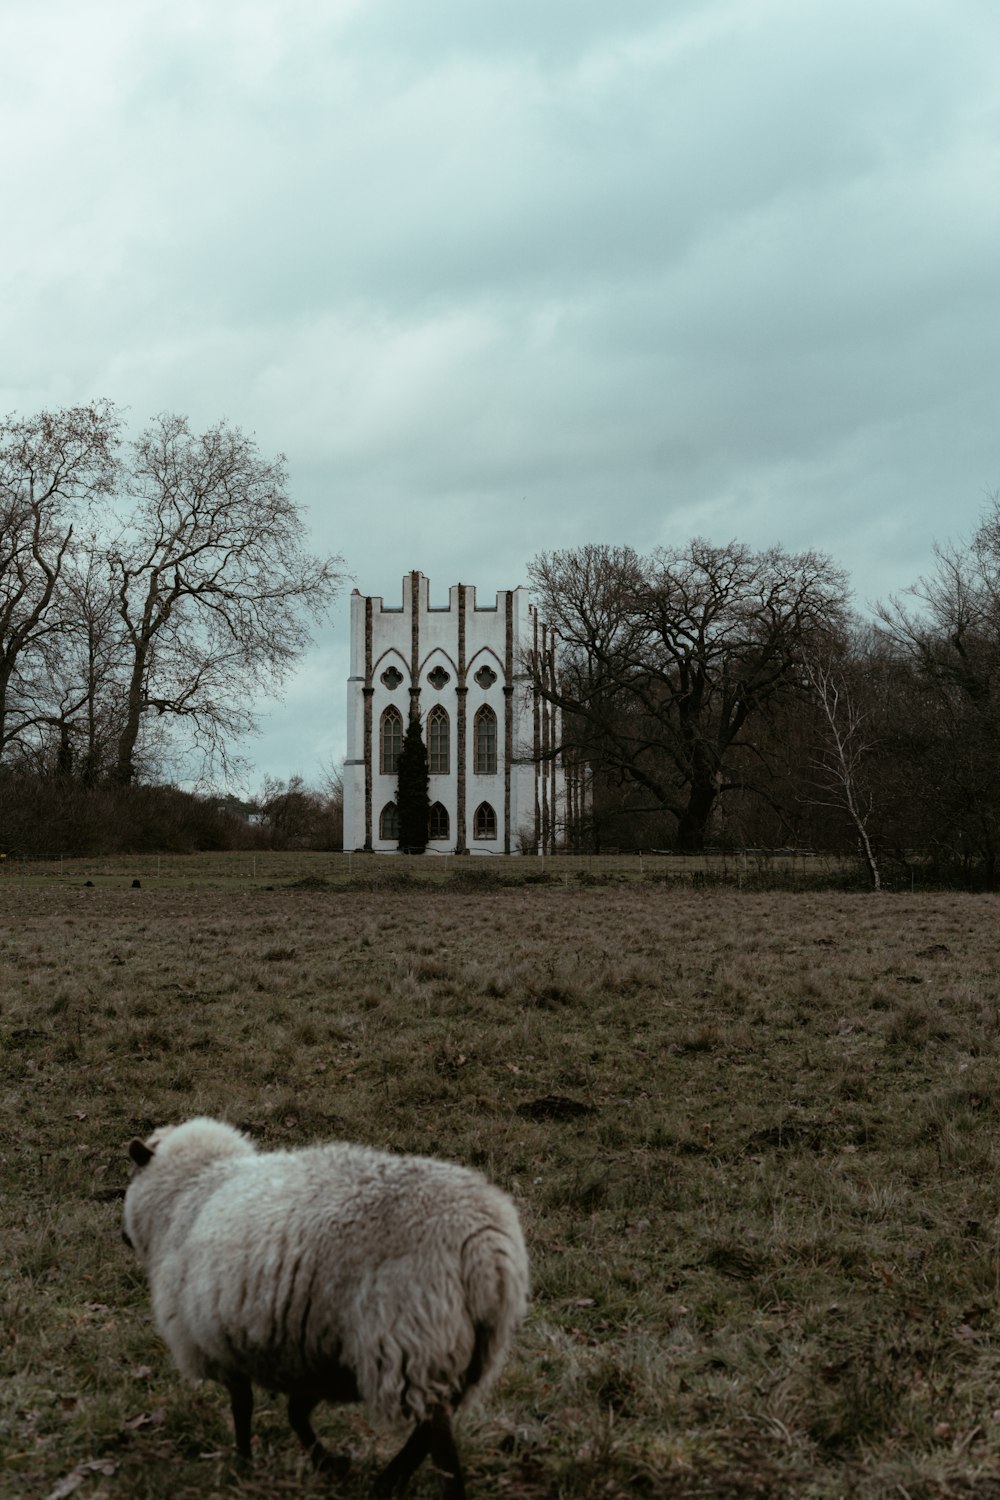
[3,857,1000,1498]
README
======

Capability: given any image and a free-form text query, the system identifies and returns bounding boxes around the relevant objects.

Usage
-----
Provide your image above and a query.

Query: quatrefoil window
[427,666,451,690]
[380,666,403,689]
[474,665,498,688]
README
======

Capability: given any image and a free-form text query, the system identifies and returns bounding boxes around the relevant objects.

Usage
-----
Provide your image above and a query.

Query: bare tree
[109,415,343,783]
[529,539,850,852]
[879,496,1000,880]
[42,539,129,781]
[0,403,119,760]
[880,499,1000,704]
[259,769,344,850]
[803,650,881,890]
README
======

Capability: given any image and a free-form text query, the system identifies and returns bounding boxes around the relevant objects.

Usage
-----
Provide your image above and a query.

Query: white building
[343,572,571,854]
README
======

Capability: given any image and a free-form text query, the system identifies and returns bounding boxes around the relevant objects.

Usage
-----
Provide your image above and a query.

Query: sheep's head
[122,1118,254,1262]
[122,1134,157,1259]
[129,1137,155,1169]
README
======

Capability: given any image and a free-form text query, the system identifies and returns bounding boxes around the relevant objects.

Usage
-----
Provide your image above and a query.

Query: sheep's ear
[129,1138,155,1169]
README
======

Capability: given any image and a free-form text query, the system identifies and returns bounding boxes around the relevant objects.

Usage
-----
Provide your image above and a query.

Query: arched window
[429,801,450,840]
[473,802,497,840]
[427,705,450,775]
[379,801,399,840]
[380,707,403,775]
[473,705,497,775]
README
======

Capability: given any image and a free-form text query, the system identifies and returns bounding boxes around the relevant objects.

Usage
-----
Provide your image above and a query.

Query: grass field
[3,858,1000,1498]
[0,848,861,892]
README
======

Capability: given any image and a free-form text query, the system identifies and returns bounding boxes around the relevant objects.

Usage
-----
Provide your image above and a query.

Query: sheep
[122,1117,528,1498]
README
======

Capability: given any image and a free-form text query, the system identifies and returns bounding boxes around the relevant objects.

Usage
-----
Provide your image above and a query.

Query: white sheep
[122,1117,528,1498]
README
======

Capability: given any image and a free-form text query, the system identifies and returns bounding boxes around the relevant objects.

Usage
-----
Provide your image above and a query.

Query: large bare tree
[0,402,119,760]
[43,539,130,781]
[109,414,342,783]
[529,539,850,851]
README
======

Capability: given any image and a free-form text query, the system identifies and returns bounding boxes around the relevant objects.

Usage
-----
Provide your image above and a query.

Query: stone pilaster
[363,596,374,850]
[456,583,468,853]
[408,570,421,722]
[504,590,513,854]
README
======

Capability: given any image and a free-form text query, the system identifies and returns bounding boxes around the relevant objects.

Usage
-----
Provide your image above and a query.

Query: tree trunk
[115,649,147,784]
[856,826,881,892]
[676,779,718,853]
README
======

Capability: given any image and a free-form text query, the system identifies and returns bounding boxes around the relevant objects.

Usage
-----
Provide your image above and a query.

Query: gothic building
[343,572,566,854]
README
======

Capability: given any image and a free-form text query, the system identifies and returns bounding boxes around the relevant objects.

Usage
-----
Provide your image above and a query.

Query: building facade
[343,572,566,854]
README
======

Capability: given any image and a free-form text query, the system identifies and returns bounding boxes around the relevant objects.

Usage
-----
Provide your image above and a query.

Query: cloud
[2,0,999,785]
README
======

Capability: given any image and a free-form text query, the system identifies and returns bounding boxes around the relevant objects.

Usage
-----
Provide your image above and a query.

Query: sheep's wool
[123,1118,528,1427]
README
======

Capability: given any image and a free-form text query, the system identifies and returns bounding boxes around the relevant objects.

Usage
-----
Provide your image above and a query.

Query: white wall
[344,574,563,853]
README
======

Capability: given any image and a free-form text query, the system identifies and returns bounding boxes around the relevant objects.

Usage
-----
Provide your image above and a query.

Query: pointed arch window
[427,705,450,775]
[429,801,450,840]
[380,802,399,841]
[473,705,497,775]
[380,706,403,775]
[473,802,497,841]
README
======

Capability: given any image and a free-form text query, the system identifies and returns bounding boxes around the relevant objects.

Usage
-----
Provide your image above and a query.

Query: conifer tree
[396,713,430,853]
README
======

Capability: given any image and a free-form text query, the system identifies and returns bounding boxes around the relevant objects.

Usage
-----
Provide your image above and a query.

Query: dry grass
[0,847,861,892]
[3,862,1000,1497]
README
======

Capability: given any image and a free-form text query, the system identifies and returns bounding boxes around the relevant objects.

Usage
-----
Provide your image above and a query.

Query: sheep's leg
[376,1410,464,1500]
[374,1422,432,1495]
[287,1393,351,1477]
[226,1375,254,1461]
[426,1411,465,1500]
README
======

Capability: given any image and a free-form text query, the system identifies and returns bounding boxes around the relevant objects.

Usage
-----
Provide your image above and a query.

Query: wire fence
[0,846,910,891]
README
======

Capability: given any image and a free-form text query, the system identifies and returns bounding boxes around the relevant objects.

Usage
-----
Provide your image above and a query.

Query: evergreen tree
[396,713,430,853]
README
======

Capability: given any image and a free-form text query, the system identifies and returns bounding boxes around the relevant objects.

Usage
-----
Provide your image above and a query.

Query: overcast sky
[3,0,999,790]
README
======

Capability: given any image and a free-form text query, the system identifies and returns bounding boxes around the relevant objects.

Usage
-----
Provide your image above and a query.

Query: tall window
[380,801,399,840]
[473,802,497,840]
[427,705,450,774]
[429,801,450,840]
[380,707,403,775]
[473,705,497,775]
